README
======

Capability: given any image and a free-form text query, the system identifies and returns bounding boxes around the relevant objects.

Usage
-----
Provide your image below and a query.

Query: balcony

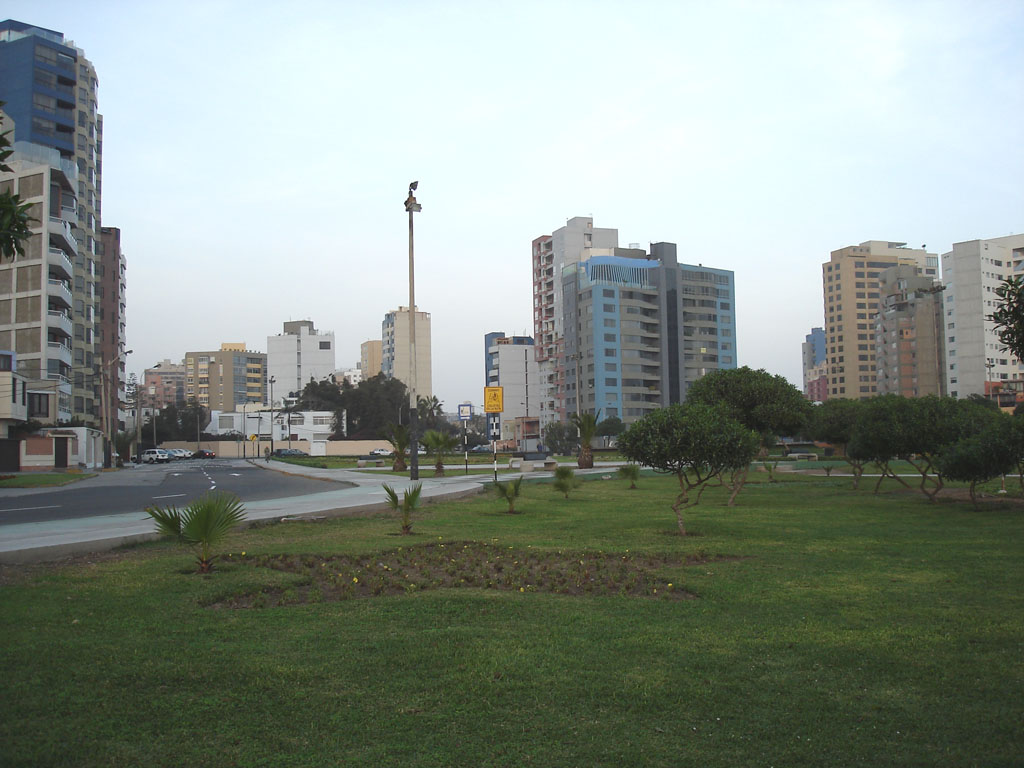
[47,341,73,364]
[48,216,78,253]
[47,278,73,307]
[48,247,74,279]
[47,310,73,337]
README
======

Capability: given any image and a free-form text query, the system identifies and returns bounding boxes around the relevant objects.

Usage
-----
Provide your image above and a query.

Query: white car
[369,448,392,456]
[141,449,171,464]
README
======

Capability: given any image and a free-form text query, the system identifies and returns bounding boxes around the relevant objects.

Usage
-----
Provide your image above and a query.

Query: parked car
[369,448,392,456]
[469,444,493,453]
[169,448,192,460]
[141,449,171,464]
[192,449,216,459]
[272,448,308,457]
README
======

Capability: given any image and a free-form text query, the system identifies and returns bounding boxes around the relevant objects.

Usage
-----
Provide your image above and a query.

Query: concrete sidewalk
[0,458,620,564]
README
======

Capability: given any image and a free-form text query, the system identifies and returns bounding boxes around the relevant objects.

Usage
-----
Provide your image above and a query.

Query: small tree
[808,399,868,489]
[936,418,1017,508]
[618,463,641,489]
[493,476,523,513]
[618,403,759,535]
[687,367,810,504]
[383,483,422,534]
[146,492,247,573]
[386,422,409,472]
[552,465,581,499]
[569,412,600,469]
[990,276,1024,361]
[543,422,577,456]
[421,429,459,477]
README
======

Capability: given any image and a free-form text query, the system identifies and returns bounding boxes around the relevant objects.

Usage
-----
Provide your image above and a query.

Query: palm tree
[618,463,641,489]
[421,429,460,476]
[493,476,523,513]
[383,483,422,534]
[146,492,247,573]
[386,422,409,472]
[553,465,581,498]
[569,412,600,469]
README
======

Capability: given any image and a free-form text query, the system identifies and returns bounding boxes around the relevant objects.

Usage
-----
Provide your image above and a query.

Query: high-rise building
[143,359,186,410]
[0,133,76,423]
[359,339,382,378]
[874,266,946,397]
[381,307,431,400]
[561,241,736,424]
[801,327,826,400]
[942,234,1024,399]
[267,320,335,401]
[98,226,127,431]
[822,241,935,399]
[1,20,117,425]
[184,344,267,411]
[532,217,618,427]
[484,334,539,450]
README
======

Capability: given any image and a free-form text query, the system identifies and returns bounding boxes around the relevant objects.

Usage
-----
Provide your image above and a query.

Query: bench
[356,459,385,468]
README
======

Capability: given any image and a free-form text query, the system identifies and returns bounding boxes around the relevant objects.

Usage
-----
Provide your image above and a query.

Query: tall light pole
[99,349,132,468]
[269,376,276,456]
[405,181,422,480]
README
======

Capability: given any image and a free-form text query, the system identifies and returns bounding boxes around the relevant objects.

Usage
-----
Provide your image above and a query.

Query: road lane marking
[1,504,61,512]
[152,494,186,500]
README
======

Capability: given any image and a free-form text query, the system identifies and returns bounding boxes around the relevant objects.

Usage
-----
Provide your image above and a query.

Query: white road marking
[152,494,186,500]
[229,473,240,477]
[1,504,61,512]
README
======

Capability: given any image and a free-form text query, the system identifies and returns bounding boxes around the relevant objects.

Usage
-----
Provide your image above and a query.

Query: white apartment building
[485,335,540,451]
[942,234,1024,398]
[267,320,335,402]
[382,307,432,400]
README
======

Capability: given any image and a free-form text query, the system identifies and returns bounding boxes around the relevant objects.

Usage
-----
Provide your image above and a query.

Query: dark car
[192,449,216,459]
[272,448,308,457]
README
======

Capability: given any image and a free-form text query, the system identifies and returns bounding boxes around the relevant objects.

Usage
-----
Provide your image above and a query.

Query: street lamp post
[405,181,422,481]
[269,376,276,456]
[99,349,132,468]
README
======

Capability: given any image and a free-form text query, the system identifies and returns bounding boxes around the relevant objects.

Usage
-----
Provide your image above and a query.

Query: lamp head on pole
[405,181,422,213]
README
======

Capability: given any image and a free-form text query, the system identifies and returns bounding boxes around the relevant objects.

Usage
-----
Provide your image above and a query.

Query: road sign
[484,386,504,413]
[458,403,473,421]
[487,413,501,440]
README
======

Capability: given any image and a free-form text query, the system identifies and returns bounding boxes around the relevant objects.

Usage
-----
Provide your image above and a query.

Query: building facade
[0,20,120,425]
[359,339,382,379]
[942,234,1024,399]
[560,241,737,424]
[801,327,827,400]
[184,344,267,412]
[484,334,539,450]
[143,359,186,410]
[821,241,935,399]
[381,307,431,400]
[267,320,335,401]
[874,266,946,397]
[98,226,127,431]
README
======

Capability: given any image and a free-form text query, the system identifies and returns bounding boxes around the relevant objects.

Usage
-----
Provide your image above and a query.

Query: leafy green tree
[618,403,759,535]
[543,422,577,456]
[807,399,869,489]
[990,276,1024,361]
[177,399,210,445]
[936,416,1018,508]
[386,422,409,472]
[552,465,581,499]
[0,105,35,261]
[339,373,408,439]
[569,412,600,469]
[421,429,459,476]
[382,483,422,534]
[596,416,625,437]
[687,366,811,501]
[295,379,345,411]
[146,492,247,573]
[493,476,523,513]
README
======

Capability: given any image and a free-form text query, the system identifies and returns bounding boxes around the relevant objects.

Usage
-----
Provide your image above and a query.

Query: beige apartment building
[874,266,946,397]
[822,241,936,399]
[381,307,431,400]
[185,344,267,411]
[360,339,382,378]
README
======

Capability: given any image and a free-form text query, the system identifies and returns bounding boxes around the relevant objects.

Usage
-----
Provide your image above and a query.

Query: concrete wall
[159,439,391,458]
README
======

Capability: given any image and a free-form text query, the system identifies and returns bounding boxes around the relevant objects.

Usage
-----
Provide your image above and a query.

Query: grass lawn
[0,472,95,488]
[1,474,1021,766]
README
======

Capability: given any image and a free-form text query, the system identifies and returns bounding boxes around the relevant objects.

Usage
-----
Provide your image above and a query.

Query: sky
[6,0,1023,411]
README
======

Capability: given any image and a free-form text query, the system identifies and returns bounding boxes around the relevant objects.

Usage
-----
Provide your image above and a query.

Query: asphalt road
[0,460,349,526]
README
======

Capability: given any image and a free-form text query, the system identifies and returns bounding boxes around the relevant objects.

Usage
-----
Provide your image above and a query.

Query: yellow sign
[249,434,257,441]
[484,386,504,413]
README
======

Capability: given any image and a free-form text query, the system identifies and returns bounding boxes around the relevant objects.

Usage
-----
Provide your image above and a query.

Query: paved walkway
[0,459,621,564]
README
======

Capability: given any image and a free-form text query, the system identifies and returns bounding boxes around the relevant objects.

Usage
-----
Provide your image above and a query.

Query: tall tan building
[359,339,382,378]
[381,307,431,400]
[184,344,267,411]
[874,266,946,397]
[822,241,936,399]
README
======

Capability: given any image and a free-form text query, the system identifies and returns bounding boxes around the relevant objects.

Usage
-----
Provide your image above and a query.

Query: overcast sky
[7,0,1023,410]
